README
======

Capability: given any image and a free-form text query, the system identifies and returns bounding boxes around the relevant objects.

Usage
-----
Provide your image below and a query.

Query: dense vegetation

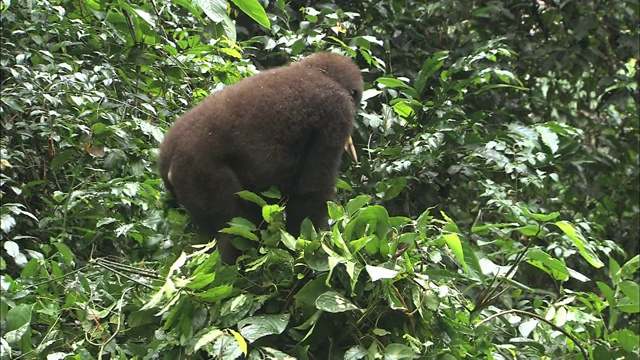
[1,0,638,359]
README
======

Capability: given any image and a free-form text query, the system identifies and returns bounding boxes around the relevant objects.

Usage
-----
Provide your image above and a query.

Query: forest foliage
[0,0,638,359]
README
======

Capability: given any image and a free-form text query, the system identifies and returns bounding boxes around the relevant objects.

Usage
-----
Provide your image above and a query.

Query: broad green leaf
[521,208,560,222]
[526,249,570,281]
[617,281,640,313]
[610,329,640,352]
[377,77,410,88]
[131,8,156,27]
[6,304,32,331]
[194,284,233,302]
[117,1,156,27]
[280,230,297,250]
[535,124,560,154]
[236,190,267,207]
[186,273,216,290]
[195,0,236,41]
[261,187,281,199]
[365,265,398,281]
[555,221,604,268]
[220,225,258,241]
[343,205,391,242]
[294,276,331,307]
[379,177,407,201]
[619,255,639,280]
[392,101,414,118]
[52,243,74,266]
[442,233,468,274]
[315,291,359,313]
[383,343,420,359]
[195,0,226,22]
[415,51,448,93]
[50,149,75,170]
[514,224,540,236]
[471,222,518,234]
[262,204,283,223]
[473,83,528,95]
[189,327,223,354]
[230,0,270,29]
[377,77,419,98]
[238,314,290,343]
[220,47,242,58]
[170,252,187,273]
[440,212,461,233]
[596,281,615,306]
[346,195,372,216]
[345,346,368,360]
[327,201,345,220]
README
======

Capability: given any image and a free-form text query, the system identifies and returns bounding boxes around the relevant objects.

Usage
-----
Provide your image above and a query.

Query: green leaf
[261,187,282,199]
[262,204,283,223]
[193,284,233,302]
[50,149,76,170]
[596,281,615,306]
[379,177,407,201]
[315,291,359,313]
[189,327,224,354]
[377,77,409,88]
[392,101,415,118]
[376,77,419,98]
[280,230,297,250]
[471,222,518,234]
[617,280,640,313]
[194,0,236,41]
[618,255,639,280]
[442,233,468,274]
[610,329,640,352]
[440,212,461,233]
[383,343,420,359]
[230,0,270,29]
[365,265,398,281]
[236,190,267,207]
[343,205,391,243]
[473,83,528,95]
[327,201,344,220]
[346,195,372,216]
[0,214,16,233]
[521,208,560,222]
[220,47,242,58]
[526,249,570,281]
[220,223,258,241]
[195,0,226,22]
[6,304,32,331]
[186,273,217,290]
[294,276,331,308]
[415,51,448,94]
[52,243,74,266]
[555,221,604,268]
[238,313,290,343]
[535,124,560,154]
[514,224,540,236]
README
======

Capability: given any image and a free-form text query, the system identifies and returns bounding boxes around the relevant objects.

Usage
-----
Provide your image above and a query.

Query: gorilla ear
[344,136,358,163]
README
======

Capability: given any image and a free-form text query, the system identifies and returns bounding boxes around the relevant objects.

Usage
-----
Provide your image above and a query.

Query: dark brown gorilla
[158,52,363,263]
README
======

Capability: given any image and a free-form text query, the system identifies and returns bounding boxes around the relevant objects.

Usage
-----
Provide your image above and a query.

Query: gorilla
[158,52,363,263]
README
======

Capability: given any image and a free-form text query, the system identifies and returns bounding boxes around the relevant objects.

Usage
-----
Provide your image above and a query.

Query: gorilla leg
[169,161,252,264]
[285,135,344,235]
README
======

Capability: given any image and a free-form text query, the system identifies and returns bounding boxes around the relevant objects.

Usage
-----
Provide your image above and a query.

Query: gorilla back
[158,52,363,263]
